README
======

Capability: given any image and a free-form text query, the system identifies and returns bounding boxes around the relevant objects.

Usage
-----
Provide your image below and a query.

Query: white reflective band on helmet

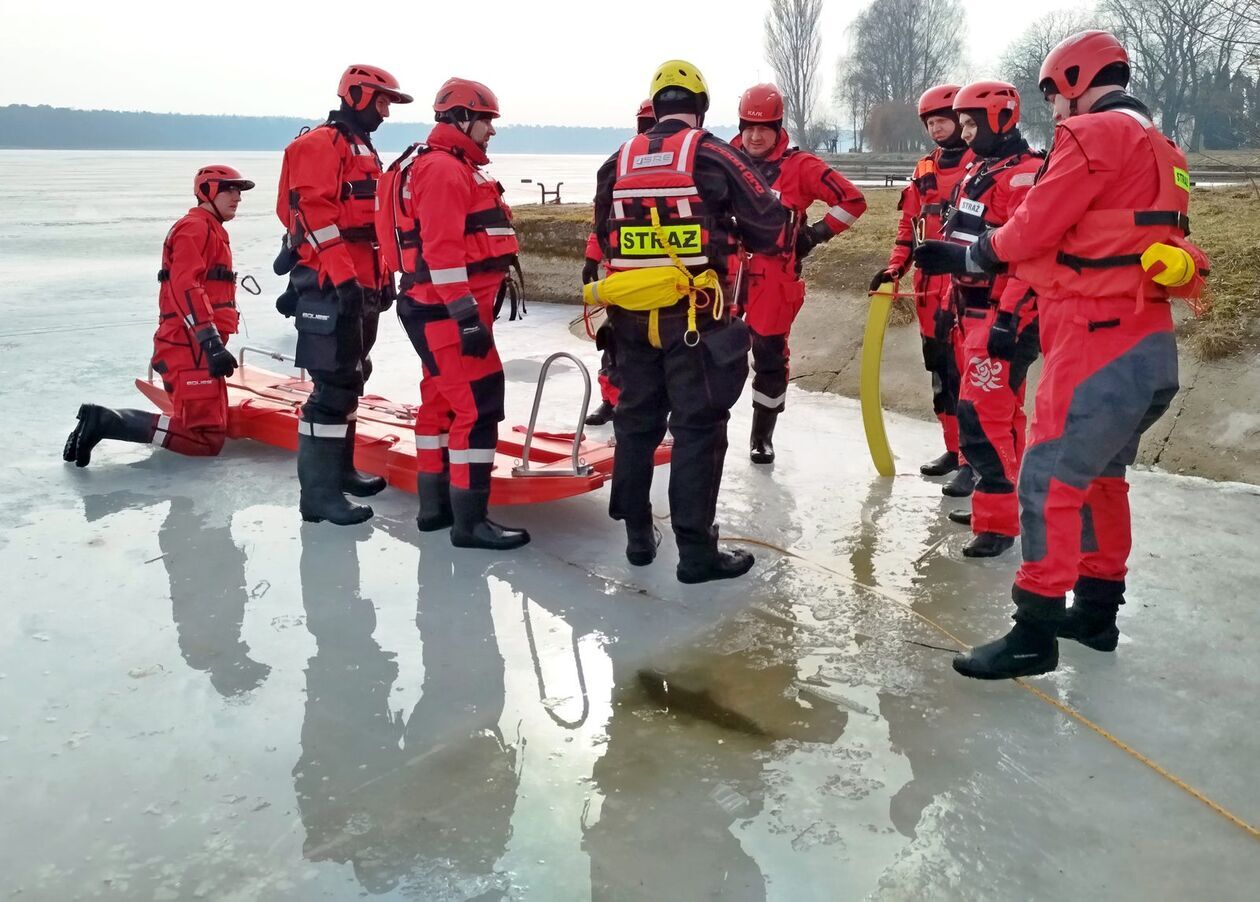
[752,389,786,408]
[677,198,693,218]
[430,266,469,285]
[677,129,699,171]
[610,255,708,268]
[612,186,699,199]
[449,448,497,464]
[483,227,516,237]
[414,434,450,449]
[828,205,857,225]
[298,420,349,438]
[308,224,341,248]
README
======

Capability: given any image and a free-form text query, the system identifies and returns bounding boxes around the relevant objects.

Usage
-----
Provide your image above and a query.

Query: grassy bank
[515,185,1259,359]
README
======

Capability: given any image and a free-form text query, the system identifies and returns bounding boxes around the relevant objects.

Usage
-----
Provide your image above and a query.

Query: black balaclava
[924,108,967,165]
[960,109,1027,159]
[338,94,384,135]
[738,118,781,135]
[653,87,707,126]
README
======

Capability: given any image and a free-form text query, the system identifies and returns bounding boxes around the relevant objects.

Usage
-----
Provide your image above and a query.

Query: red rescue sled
[137,347,671,505]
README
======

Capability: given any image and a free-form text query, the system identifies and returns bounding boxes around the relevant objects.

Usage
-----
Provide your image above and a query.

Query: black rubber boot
[963,532,1016,558]
[953,587,1065,680]
[415,471,454,532]
[298,432,373,525]
[63,404,157,467]
[584,401,615,426]
[920,450,959,476]
[1060,576,1123,652]
[749,408,778,464]
[341,421,386,497]
[942,464,976,497]
[625,522,661,566]
[947,509,972,526]
[677,546,755,585]
[450,487,530,550]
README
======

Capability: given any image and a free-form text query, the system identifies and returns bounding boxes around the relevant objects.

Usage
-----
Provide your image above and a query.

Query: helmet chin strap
[202,195,226,223]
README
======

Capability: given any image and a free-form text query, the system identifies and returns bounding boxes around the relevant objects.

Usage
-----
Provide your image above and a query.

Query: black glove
[194,325,238,379]
[914,240,969,275]
[335,279,366,314]
[794,221,830,262]
[869,267,900,293]
[275,281,298,318]
[447,294,493,359]
[273,235,299,276]
[582,258,600,285]
[378,279,397,313]
[987,310,1019,361]
[933,306,956,343]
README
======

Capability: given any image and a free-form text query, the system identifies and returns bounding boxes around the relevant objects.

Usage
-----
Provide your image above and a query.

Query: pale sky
[0,0,1088,126]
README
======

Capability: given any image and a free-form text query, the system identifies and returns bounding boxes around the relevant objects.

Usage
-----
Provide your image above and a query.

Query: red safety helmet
[433,77,501,119]
[194,165,255,203]
[338,64,413,111]
[918,84,961,119]
[1038,30,1129,100]
[738,83,785,123]
[636,98,654,120]
[954,81,1021,134]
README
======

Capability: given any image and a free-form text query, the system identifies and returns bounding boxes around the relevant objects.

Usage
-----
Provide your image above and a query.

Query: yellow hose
[861,281,897,477]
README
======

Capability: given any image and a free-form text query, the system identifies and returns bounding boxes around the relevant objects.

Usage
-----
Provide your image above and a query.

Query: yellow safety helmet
[650,60,710,115]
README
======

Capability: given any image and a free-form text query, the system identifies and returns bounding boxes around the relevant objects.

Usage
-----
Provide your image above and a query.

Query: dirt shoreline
[513,202,1259,486]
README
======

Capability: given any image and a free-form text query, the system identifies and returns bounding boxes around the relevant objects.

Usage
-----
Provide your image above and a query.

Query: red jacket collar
[425,122,490,166]
[189,205,228,234]
[731,127,791,162]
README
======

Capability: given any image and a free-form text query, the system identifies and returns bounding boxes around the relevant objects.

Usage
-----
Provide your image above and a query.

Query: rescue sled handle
[238,346,307,381]
[513,352,595,479]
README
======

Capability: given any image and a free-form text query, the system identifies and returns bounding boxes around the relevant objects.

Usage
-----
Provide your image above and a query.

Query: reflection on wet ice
[294,524,406,893]
[82,490,271,697]
[163,497,270,697]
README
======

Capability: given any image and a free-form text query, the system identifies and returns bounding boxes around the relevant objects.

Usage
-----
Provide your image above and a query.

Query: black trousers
[291,266,382,425]
[750,329,789,413]
[607,305,750,558]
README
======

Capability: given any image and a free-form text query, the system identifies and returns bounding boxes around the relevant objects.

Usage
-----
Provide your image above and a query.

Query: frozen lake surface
[2,152,1260,900]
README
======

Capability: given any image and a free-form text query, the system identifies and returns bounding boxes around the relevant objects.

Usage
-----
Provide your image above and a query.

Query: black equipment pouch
[296,293,338,336]
[700,318,751,367]
[292,267,338,336]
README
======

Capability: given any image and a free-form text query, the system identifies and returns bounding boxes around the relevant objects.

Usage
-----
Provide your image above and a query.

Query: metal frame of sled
[138,346,671,505]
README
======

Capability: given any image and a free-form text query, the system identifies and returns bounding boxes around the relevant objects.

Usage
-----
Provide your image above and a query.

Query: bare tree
[834,56,877,150]
[765,0,824,147]
[1101,0,1260,147]
[1001,8,1101,147]
[835,0,965,151]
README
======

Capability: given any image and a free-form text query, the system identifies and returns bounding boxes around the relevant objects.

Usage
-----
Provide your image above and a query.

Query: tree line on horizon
[765,0,1260,151]
[0,104,744,154]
